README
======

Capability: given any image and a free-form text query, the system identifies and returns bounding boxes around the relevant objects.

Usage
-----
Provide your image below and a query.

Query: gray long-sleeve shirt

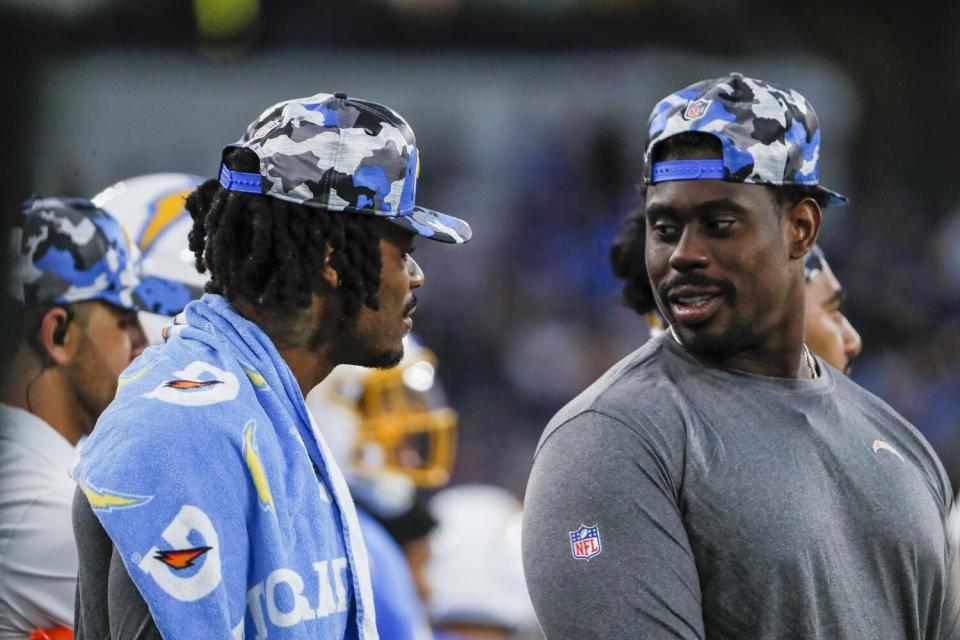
[522,334,956,639]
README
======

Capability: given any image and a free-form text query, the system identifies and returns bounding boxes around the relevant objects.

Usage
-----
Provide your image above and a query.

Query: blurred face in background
[804,262,862,374]
[64,301,148,431]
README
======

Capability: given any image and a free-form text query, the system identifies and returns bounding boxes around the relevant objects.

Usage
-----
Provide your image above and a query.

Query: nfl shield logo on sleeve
[569,524,602,561]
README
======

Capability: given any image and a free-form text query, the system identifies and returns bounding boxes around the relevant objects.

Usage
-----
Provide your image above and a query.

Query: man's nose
[669,227,709,272]
[406,255,424,289]
[840,314,862,361]
[129,321,149,361]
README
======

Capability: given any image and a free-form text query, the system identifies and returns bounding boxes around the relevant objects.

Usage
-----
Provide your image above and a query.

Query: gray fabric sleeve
[522,410,704,639]
[73,487,162,640]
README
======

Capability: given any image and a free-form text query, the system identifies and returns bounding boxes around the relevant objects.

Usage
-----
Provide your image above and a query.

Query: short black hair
[186,147,383,325]
[614,132,829,317]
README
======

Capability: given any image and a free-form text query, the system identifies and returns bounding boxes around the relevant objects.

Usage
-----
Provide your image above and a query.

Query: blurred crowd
[0,0,958,637]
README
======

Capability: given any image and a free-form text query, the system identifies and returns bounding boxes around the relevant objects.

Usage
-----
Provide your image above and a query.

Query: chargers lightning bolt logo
[117,360,159,389]
[243,420,275,511]
[80,480,153,511]
[873,439,905,462]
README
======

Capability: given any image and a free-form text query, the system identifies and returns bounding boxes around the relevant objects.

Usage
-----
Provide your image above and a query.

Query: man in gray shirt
[522,73,957,639]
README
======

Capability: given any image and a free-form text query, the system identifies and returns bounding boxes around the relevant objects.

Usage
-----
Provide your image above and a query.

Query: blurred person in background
[375,499,438,606]
[800,245,862,374]
[611,211,863,374]
[307,334,456,640]
[0,197,149,639]
[523,73,956,639]
[92,173,207,343]
[427,484,538,640]
[71,92,471,639]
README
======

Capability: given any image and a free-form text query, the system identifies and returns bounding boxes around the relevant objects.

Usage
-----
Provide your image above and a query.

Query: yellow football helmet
[306,335,457,516]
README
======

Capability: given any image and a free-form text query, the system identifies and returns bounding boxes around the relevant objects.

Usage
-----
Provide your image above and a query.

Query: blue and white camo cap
[804,245,827,283]
[219,92,472,244]
[8,197,151,311]
[644,72,848,207]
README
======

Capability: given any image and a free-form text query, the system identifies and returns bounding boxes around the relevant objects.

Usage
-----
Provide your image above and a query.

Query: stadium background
[3,0,959,497]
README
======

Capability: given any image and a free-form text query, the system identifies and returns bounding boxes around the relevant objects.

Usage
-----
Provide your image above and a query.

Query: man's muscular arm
[522,411,704,639]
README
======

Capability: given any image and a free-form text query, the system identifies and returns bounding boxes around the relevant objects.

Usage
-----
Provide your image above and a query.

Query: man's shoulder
[831,371,952,503]
[78,340,268,485]
[105,338,258,422]
[538,337,688,450]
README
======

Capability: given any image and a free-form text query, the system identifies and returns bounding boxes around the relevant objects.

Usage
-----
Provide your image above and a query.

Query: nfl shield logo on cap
[569,524,602,561]
[682,98,711,121]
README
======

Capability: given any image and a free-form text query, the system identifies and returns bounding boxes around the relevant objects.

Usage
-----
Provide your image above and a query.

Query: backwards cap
[219,92,472,244]
[644,72,848,207]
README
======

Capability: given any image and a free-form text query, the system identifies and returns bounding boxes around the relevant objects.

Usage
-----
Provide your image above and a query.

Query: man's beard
[656,273,757,363]
[66,339,117,433]
[676,312,757,364]
[313,321,406,370]
[356,343,405,370]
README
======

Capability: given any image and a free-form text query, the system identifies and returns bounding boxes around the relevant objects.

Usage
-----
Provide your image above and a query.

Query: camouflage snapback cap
[643,72,848,207]
[8,197,151,311]
[219,92,472,244]
[804,245,827,283]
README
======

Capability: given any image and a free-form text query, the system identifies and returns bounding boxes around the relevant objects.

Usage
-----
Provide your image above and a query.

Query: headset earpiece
[30,304,73,355]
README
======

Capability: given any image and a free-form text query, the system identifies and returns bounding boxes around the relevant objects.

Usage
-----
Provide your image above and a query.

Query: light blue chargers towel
[73,294,378,639]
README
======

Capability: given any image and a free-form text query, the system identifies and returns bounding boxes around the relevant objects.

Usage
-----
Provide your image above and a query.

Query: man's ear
[786,198,822,260]
[34,306,73,365]
[321,243,339,289]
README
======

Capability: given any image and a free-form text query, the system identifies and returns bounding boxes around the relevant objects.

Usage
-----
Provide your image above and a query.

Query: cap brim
[126,276,204,316]
[385,207,472,244]
[816,185,849,208]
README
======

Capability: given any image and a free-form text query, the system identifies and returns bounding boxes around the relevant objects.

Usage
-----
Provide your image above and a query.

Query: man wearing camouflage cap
[0,197,148,638]
[523,73,957,638]
[610,207,864,375]
[72,92,470,639]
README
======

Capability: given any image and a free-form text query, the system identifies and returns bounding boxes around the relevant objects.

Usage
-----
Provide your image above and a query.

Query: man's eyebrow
[644,203,675,219]
[646,198,746,219]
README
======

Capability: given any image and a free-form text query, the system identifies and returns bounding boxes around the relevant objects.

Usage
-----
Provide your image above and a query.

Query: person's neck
[0,356,89,445]
[714,343,811,379]
[277,345,335,397]
[672,318,813,379]
[231,296,339,397]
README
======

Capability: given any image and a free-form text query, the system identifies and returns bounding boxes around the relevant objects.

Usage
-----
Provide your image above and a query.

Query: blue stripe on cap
[219,165,262,194]
[651,159,725,183]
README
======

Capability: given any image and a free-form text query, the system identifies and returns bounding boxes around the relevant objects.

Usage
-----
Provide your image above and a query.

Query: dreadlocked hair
[185,147,382,326]
[610,207,656,315]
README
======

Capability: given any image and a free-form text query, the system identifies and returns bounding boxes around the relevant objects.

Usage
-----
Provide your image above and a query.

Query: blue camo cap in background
[804,245,827,283]
[9,197,151,311]
[643,72,849,207]
[219,92,472,244]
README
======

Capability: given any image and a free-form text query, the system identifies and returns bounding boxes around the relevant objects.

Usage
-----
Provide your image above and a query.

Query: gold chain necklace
[667,325,818,379]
